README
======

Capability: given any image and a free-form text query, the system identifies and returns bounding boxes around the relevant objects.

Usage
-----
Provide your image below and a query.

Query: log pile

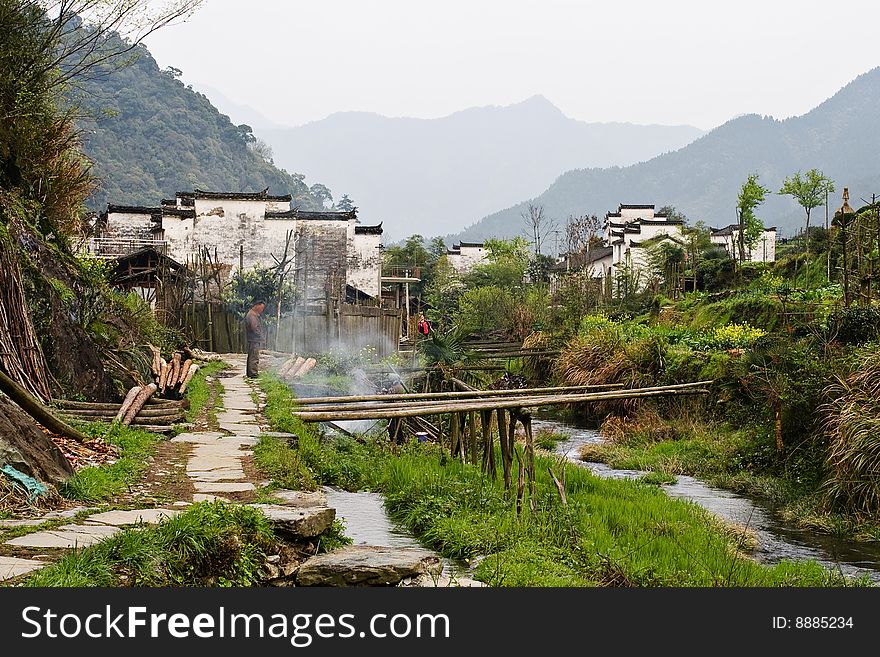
[148,345,200,398]
[51,343,204,434]
[53,395,186,433]
[274,354,318,382]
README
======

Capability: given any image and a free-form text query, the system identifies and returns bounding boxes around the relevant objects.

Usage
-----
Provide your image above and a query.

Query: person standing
[244,300,266,379]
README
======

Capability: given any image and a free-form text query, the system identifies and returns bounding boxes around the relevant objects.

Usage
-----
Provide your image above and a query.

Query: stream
[322,486,469,578]
[536,417,880,583]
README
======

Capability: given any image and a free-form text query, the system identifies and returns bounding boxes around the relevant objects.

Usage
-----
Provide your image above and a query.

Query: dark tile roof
[458,241,484,248]
[355,223,383,235]
[619,204,655,210]
[107,204,163,215]
[710,224,738,236]
[190,188,293,202]
[639,218,682,225]
[265,209,356,221]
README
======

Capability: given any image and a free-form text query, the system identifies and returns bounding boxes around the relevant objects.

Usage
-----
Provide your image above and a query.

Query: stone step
[250,504,335,538]
[296,546,442,587]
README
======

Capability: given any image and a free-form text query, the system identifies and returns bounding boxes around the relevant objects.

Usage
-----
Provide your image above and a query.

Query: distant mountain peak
[505,94,565,117]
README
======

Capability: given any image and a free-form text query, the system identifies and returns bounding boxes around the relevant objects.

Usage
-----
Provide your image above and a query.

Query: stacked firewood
[276,355,318,382]
[148,346,200,398]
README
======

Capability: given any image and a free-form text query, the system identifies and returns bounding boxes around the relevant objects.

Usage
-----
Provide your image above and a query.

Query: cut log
[294,357,317,378]
[179,364,199,394]
[123,383,157,426]
[178,358,193,388]
[286,356,306,378]
[169,353,182,390]
[278,357,298,378]
[148,344,162,377]
[158,360,170,392]
[114,386,142,423]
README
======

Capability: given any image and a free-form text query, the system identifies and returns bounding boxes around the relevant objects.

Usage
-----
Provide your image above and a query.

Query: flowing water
[536,418,880,582]
[322,487,469,577]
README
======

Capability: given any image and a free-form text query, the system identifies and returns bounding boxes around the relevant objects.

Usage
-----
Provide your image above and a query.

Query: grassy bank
[581,413,880,542]
[255,374,862,586]
[25,502,275,586]
[61,423,163,502]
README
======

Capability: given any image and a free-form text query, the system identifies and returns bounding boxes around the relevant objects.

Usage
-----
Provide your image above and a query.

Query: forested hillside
[72,36,328,211]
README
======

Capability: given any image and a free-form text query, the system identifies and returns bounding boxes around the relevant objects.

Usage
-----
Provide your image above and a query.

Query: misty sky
[143,0,880,130]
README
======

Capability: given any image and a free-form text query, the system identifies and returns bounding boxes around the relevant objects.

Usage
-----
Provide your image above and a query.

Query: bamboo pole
[0,368,90,443]
[450,412,461,459]
[515,447,525,516]
[53,399,181,410]
[481,409,495,478]
[498,408,511,489]
[292,383,712,421]
[523,413,536,513]
[63,407,187,419]
[291,383,626,406]
[468,411,477,465]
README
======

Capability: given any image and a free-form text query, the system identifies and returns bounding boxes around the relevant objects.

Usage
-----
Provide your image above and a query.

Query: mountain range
[450,68,880,244]
[254,98,704,240]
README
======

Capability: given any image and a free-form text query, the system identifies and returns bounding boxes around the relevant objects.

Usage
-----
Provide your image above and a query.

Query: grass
[185,360,227,424]
[583,414,880,542]
[60,423,162,503]
[256,373,864,587]
[534,428,569,451]
[24,501,276,587]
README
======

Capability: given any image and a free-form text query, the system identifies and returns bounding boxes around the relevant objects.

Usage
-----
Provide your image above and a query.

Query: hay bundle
[821,351,880,515]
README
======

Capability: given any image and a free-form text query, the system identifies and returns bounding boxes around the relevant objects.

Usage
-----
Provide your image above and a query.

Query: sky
[142,0,880,131]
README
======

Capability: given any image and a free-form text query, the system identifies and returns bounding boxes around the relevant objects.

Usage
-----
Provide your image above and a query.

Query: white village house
[709,224,777,263]
[446,241,488,273]
[552,204,685,289]
[93,189,384,303]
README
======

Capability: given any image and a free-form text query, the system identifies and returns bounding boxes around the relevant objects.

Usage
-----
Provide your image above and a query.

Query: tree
[309,183,333,208]
[520,203,556,256]
[736,174,770,265]
[779,169,835,283]
[335,193,355,212]
[18,1,203,90]
[465,237,529,290]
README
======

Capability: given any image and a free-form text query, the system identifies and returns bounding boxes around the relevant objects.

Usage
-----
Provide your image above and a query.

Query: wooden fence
[184,303,402,357]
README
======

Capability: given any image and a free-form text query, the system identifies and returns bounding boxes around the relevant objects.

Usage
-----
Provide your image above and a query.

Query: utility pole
[825,188,830,282]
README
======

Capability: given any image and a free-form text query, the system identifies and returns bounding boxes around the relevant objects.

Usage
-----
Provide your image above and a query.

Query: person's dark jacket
[245,308,264,344]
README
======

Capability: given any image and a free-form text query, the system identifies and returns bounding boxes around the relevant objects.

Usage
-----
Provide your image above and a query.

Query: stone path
[173,354,262,502]
[1,355,481,587]
[0,356,264,582]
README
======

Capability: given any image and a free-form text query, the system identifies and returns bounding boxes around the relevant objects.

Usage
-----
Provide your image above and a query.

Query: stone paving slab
[0,506,94,528]
[171,431,224,443]
[6,523,120,549]
[219,423,261,436]
[273,489,328,507]
[192,482,255,493]
[0,556,45,580]
[193,494,230,502]
[86,509,178,526]
[188,471,246,483]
